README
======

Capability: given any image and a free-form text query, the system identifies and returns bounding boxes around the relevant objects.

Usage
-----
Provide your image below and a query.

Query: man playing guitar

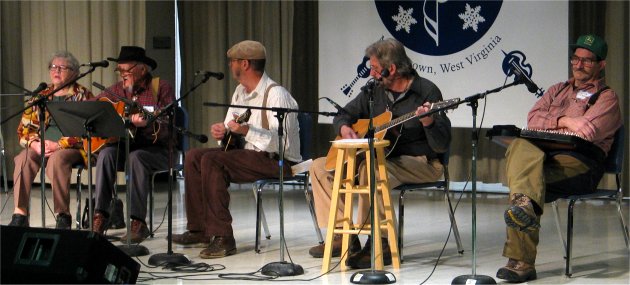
[308,38,452,269]
[91,46,175,243]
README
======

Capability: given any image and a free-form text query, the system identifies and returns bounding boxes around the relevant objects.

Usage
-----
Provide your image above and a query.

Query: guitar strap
[151,77,160,103]
[261,83,279,130]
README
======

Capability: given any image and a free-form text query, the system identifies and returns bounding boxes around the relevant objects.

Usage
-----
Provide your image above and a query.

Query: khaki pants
[13,148,83,215]
[502,138,601,264]
[310,155,443,231]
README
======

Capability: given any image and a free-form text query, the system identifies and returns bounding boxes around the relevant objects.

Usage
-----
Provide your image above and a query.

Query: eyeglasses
[570,55,598,67]
[115,63,139,75]
[49,64,71,72]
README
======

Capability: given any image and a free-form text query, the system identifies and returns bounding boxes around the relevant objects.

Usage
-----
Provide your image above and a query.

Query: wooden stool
[321,139,400,273]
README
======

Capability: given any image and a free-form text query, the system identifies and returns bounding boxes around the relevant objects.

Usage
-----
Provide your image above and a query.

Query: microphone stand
[1,67,99,227]
[203,101,336,276]
[350,79,395,284]
[146,73,216,266]
[451,80,524,285]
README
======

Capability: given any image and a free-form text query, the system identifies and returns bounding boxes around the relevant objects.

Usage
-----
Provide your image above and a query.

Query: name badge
[576,90,592,100]
[143,106,155,112]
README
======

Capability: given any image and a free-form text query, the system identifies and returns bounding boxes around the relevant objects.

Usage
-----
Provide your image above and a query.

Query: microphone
[509,59,543,97]
[195,70,224,80]
[81,60,110,68]
[320,97,348,115]
[360,69,390,93]
[31,82,48,95]
[178,127,208,143]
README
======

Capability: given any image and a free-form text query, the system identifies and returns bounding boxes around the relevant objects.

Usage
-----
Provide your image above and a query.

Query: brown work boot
[120,219,151,244]
[92,212,109,235]
[504,193,540,232]
[199,236,237,259]
[172,231,212,247]
[346,237,392,269]
[496,258,537,282]
[308,234,361,258]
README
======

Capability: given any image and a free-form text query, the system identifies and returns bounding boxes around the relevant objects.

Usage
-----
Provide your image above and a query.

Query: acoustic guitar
[324,98,460,171]
[222,108,252,151]
[85,97,162,154]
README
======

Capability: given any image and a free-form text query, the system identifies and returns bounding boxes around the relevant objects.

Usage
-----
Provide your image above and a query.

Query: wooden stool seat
[321,139,400,273]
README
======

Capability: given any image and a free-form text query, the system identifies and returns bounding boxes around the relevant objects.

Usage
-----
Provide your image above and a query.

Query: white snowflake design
[392,5,417,34]
[458,3,485,32]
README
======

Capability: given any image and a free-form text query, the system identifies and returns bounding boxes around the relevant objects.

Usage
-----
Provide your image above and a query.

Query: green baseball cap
[571,34,607,60]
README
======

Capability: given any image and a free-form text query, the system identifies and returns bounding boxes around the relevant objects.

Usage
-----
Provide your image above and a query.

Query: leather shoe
[200,236,237,259]
[309,234,361,258]
[55,213,72,230]
[496,258,537,282]
[8,214,29,227]
[120,219,151,244]
[172,231,212,247]
[92,212,109,235]
[346,237,392,269]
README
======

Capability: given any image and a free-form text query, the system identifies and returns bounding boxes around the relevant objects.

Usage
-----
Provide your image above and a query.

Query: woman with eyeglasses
[8,51,93,230]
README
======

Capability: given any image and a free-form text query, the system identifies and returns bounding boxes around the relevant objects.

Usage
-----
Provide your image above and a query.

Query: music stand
[46,101,126,232]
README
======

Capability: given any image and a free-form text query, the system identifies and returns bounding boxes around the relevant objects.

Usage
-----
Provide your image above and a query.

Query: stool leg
[322,148,347,274]
[340,148,359,271]
[376,148,399,268]
[75,168,83,230]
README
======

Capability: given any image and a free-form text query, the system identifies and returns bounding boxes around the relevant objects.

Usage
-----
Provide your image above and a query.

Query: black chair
[147,106,189,236]
[551,126,629,277]
[393,150,464,262]
[253,112,323,253]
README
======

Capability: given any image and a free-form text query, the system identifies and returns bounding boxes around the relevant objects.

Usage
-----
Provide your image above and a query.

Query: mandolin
[222,108,252,151]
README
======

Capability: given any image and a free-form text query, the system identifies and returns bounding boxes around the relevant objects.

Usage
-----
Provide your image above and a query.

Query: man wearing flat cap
[91,46,175,243]
[496,34,621,282]
[172,40,301,259]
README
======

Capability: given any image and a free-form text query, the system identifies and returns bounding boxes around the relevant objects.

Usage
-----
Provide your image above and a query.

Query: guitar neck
[375,110,417,133]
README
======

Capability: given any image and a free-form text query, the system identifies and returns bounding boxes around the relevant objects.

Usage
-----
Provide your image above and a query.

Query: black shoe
[55,213,72,230]
[346,237,392,269]
[8,214,29,227]
[309,234,361,258]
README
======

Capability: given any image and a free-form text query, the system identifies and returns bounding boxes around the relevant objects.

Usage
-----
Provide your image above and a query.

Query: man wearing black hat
[496,34,622,282]
[171,40,301,259]
[91,46,175,243]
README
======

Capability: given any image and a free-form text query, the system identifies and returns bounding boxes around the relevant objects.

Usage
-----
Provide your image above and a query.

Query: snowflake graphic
[458,3,486,32]
[391,5,417,34]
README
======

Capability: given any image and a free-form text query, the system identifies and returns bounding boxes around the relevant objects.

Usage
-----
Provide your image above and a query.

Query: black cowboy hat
[107,46,157,70]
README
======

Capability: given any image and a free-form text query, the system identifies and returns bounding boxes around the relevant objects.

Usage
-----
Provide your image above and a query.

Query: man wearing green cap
[496,34,622,282]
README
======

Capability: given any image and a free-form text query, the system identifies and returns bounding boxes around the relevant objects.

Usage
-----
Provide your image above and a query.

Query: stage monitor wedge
[1,225,140,284]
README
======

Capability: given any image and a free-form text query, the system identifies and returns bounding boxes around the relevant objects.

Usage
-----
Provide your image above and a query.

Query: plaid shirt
[17,83,94,162]
[95,75,175,147]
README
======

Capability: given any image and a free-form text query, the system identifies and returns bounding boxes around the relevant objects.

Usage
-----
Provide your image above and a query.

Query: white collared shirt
[223,72,302,162]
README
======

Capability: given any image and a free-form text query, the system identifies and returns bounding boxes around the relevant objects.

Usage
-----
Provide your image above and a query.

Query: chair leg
[303,173,324,244]
[75,168,83,230]
[566,199,577,277]
[443,187,464,254]
[398,189,406,263]
[614,176,630,249]
[253,183,271,253]
[552,201,568,255]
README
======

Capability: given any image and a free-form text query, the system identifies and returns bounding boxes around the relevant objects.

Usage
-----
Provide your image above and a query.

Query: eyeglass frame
[49,64,73,72]
[114,62,140,75]
[569,55,600,67]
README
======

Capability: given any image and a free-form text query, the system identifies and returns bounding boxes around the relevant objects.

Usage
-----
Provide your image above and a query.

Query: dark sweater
[333,75,451,159]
